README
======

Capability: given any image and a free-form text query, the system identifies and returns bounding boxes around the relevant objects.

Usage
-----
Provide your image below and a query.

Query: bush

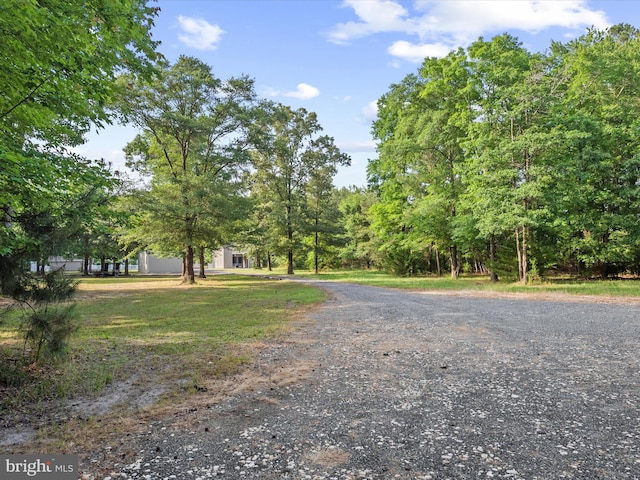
[5,267,79,364]
[20,304,77,363]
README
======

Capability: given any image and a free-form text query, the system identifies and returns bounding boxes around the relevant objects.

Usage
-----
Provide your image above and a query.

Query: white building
[138,252,183,274]
[213,246,252,269]
[31,256,83,273]
[137,247,251,273]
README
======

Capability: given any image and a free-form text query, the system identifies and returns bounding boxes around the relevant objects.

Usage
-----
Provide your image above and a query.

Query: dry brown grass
[304,446,351,467]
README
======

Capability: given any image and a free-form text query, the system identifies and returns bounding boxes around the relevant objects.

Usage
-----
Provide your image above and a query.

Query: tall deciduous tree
[306,167,343,273]
[1,0,158,286]
[462,34,557,284]
[251,104,350,275]
[368,74,429,276]
[118,56,256,283]
[370,49,474,278]
[552,24,640,277]
[336,187,378,269]
[0,0,158,366]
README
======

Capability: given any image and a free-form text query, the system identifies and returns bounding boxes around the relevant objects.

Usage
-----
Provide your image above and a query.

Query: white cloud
[388,40,452,62]
[412,1,610,39]
[285,83,320,99]
[177,16,225,51]
[262,86,281,98]
[264,83,320,100]
[70,146,125,166]
[329,0,610,61]
[362,100,378,121]
[329,0,414,44]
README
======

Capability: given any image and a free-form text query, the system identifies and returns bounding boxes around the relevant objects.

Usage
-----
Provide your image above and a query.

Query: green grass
[0,274,325,410]
[244,267,640,298]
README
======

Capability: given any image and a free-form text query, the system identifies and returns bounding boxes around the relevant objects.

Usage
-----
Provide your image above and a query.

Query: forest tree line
[367,24,640,282]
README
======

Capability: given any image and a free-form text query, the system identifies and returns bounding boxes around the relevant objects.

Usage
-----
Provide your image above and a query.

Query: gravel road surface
[84,281,640,479]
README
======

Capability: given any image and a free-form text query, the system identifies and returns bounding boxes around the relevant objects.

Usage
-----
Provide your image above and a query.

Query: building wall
[213,246,252,269]
[138,252,183,274]
[34,257,83,273]
[212,246,231,269]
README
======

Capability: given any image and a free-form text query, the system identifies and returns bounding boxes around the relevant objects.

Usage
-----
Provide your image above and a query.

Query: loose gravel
[82,281,640,479]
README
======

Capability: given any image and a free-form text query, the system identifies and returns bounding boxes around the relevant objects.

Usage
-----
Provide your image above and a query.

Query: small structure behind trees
[213,246,252,269]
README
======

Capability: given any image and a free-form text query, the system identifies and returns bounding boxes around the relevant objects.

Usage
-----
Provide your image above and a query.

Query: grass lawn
[247,267,640,298]
[0,274,325,415]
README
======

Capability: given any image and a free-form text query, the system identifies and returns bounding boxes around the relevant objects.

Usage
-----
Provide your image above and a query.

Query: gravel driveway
[85,281,640,480]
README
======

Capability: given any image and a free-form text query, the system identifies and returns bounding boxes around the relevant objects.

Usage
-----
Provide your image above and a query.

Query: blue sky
[80,0,636,188]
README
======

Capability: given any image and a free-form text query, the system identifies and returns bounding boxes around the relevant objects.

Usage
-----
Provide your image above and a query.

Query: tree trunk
[198,246,206,279]
[515,227,528,284]
[267,252,272,272]
[314,228,319,274]
[286,203,294,275]
[287,250,294,275]
[521,225,528,285]
[515,227,522,282]
[183,246,195,284]
[124,258,129,276]
[449,245,460,279]
[489,234,499,282]
[83,254,90,276]
[435,248,441,277]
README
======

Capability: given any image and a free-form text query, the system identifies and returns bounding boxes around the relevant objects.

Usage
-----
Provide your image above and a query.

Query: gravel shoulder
[77,281,640,479]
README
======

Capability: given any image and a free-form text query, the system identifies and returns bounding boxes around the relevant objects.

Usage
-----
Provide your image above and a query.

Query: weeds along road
[84,280,640,480]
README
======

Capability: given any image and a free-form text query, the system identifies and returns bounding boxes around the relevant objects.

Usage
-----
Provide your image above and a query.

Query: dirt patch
[0,427,36,448]
[67,373,172,419]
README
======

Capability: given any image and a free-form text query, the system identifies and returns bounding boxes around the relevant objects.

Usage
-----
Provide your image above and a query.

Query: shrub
[7,268,79,364]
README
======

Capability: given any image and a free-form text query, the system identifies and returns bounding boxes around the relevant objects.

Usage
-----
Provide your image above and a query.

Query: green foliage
[4,268,79,364]
[118,56,257,282]
[0,0,159,147]
[368,24,640,281]
[335,187,378,269]
[249,103,350,274]
[369,48,473,278]
[21,304,78,364]
[0,358,28,389]
[0,0,158,367]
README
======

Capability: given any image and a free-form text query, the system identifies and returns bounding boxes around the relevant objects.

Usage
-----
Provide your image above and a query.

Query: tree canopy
[369,24,640,281]
[118,55,257,283]
[250,104,350,275]
[1,0,159,295]
[0,0,159,364]
[0,0,159,148]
